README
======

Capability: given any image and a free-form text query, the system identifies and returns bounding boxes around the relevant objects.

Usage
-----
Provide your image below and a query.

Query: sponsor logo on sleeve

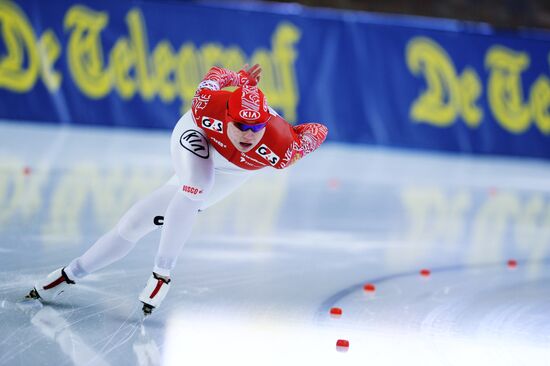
[201,116,224,133]
[180,129,209,159]
[256,144,280,166]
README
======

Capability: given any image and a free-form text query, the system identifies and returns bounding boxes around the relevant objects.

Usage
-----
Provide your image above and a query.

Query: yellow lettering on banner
[126,8,156,100]
[258,23,301,122]
[153,41,177,102]
[195,45,246,82]
[172,22,301,119]
[111,38,136,99]
[0,1,39,91]
[38,30,62,91]
[407,38,550,135]
[64,5,111,98]
[201,43,224,72]
[224,47,247,72]
[176,43,201,111]
[253,50,274,92]
[459,68,483,127]
[0,4,300,122]
[407,39,458,126]
[530,75,550,134]
[406,37,483,127]
[485,46,531,133]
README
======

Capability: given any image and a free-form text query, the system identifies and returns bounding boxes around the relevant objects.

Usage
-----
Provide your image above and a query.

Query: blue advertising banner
[1,0,550,158]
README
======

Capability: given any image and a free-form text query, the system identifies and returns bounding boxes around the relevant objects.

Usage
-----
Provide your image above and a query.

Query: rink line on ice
[313,258,550,322]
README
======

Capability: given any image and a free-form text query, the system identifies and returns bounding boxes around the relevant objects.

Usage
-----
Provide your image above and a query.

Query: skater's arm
[278,123,329,169]
[196,64,261,91]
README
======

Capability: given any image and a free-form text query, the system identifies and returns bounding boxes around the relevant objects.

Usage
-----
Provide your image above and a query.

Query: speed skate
[139,272,172,316]
[25,268,75,302]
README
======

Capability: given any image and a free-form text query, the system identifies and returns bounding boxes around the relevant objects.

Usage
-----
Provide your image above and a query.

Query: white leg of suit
[64,184,178,279]
[153,111,255,275]
[65,111,254,280]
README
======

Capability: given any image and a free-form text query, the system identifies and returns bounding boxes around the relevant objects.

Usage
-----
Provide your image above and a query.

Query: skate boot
[26,267,75,301]
[139,272,171,316]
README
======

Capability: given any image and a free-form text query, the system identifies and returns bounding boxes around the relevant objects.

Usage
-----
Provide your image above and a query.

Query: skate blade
[25,288,40,300]
[141,303,154,317]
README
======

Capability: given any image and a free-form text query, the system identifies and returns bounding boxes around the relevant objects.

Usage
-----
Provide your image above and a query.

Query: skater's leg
[139,112,214,312]
[64,228,132,280]
[151,112,217,276]
[144,171,253,276]
[32,183,177,300]
[152,170,253,275]
[153,191,202,276]
[64,183,178,280]
[138,171,252,313]
[138,190,203,314]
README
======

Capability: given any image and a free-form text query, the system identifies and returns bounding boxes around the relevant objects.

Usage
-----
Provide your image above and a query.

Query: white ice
[0,120,549,366]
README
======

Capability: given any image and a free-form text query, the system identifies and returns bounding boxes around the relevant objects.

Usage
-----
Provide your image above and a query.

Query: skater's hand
[239,63,262,86]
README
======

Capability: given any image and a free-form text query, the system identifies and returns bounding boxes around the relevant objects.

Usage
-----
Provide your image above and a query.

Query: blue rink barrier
[1,0,550,158]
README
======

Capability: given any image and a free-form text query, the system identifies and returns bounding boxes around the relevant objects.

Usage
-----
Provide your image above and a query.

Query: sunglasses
[234,122,266,132]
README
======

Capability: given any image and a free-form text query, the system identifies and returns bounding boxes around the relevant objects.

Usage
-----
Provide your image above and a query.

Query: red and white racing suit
[169,66,328,204]
[65,67,328,281]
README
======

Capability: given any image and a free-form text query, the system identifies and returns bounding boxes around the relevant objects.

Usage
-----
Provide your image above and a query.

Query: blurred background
[1,1,550,365]
[2,0,550,157]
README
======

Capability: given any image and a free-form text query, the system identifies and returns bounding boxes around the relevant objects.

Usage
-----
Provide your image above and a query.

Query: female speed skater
[27,63,329,316]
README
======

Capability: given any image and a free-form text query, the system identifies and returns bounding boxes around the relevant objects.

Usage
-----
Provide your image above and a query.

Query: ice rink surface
[0,121,549,365]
